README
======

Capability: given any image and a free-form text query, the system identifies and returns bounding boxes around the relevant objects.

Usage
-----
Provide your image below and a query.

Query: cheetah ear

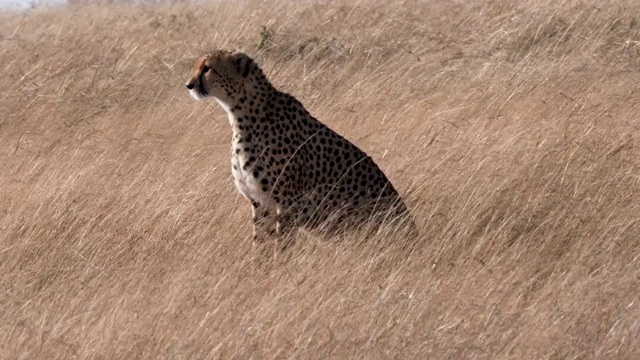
[232,52,253,78]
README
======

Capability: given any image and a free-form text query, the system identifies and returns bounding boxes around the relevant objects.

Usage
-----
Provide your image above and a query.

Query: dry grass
[1,0,640,358]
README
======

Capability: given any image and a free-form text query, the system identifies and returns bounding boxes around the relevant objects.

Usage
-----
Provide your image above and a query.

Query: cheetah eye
[202,66,210,74]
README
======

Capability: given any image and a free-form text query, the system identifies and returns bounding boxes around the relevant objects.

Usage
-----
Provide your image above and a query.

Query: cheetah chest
[230,135,273,206]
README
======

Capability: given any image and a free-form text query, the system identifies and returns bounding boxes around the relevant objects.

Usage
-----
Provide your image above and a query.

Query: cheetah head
[185,50,259,104]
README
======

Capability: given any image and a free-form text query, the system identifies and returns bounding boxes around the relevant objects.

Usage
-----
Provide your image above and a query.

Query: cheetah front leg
[275,208,295,237]
[250,200,277,242]
[276,197,315,236]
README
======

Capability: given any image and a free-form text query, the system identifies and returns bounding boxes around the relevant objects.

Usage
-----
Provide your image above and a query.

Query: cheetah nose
[186,82,195,90]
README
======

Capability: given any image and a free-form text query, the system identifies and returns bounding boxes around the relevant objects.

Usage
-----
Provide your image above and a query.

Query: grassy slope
[1,0,640,358]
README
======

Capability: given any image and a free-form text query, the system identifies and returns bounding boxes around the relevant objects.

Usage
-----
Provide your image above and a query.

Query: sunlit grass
[1,0,640,358]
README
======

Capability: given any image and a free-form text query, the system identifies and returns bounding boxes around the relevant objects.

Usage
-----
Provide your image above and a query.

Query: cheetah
[185,50,415,241]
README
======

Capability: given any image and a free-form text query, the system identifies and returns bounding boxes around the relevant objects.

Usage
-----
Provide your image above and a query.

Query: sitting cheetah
[185,50,415,241]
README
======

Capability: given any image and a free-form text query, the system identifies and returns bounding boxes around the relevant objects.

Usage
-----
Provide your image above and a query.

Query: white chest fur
[230,133,273,207]
[221,102,275,207]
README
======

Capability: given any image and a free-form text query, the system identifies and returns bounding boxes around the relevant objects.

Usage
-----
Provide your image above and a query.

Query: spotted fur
[186,50,415,241]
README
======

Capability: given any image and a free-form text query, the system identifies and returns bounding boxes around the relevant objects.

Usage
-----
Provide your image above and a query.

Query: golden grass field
[1,0,640,358]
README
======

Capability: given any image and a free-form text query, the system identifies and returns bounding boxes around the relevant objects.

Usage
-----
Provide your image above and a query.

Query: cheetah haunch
[186,50,415,241]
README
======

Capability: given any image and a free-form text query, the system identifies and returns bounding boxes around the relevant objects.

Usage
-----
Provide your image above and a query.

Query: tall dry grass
[1,0,640,358]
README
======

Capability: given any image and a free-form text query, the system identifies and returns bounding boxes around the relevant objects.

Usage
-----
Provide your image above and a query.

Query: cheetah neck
[214,98,236,127]
[216,88,278,135]
[212,97,244,132]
